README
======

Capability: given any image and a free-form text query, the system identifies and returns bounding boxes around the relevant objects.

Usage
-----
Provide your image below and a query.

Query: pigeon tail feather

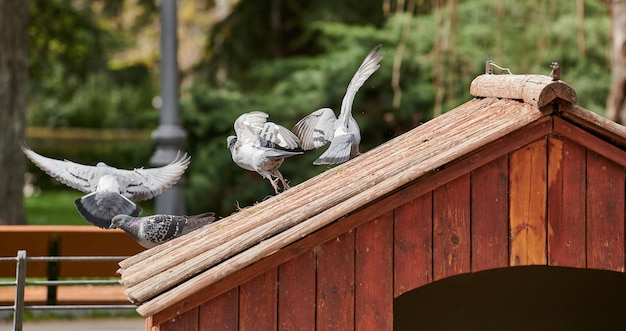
[313,134,355,165]
[75,192,142,229]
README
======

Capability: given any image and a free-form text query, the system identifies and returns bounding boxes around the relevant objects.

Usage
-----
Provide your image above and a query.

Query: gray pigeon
[109,212,216,248]
[227,111,302,194]
[21,143,190,229]
[293,45,384,165]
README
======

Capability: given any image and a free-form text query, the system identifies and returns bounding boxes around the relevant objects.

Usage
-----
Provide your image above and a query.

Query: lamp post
[150,0,187,215]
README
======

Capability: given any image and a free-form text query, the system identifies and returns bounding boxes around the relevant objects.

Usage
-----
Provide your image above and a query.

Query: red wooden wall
[152,118,626,331]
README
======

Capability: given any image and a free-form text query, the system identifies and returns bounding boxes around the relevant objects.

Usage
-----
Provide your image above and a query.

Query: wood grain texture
[355,212,393,331]
[547,136,586,268]
[198,288,238,331]
[470,155,509,271]
[239,269,278,331]
[316,231,355,331]
[278,250,316,331]
[586,151,625,272]
[553,117,626,167]
[470,74,577,108]
[433,174,471,280]
[393,193,433,297]
[562,105,626,148]
[509,139,548,266]
[159,307,198,331]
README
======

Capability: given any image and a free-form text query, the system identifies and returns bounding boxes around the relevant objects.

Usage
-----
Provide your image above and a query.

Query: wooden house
[118,73,626,330]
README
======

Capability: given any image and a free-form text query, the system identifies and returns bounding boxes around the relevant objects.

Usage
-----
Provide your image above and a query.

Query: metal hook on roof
[485,60,513,75]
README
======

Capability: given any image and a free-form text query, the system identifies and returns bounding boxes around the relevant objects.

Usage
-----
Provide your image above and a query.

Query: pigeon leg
[268,177,280,194]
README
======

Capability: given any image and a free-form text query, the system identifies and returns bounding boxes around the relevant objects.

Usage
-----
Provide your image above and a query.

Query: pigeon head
[227,136,238,149]
[109,214,134,230]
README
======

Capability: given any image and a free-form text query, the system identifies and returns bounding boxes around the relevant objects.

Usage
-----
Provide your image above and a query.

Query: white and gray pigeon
[109,212,216,248]
[21,144,190,229]
[227,111,302,194]
[293,45,384,165]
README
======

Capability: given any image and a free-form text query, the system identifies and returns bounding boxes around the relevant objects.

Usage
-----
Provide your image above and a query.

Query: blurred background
[1,0,615,225]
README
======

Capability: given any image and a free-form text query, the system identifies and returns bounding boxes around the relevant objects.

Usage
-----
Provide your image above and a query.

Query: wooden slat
[553,117,626,167]
[278,251,316,331]
[562,105,626,148]
[509,139,548,266]
[239,269,277,331]
[355,212,393,331]
[145,118,553,321]
[547,136,586,267]
[393,193,433,297]
[433,174,471,280]
[198,288,238,331]
[470,155,509,271]
[316,231,355,331]
[586,151,625,271]
[159,307,198,331]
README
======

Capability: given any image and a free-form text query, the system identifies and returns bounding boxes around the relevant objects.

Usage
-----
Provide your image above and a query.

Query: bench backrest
[0,226,143,278]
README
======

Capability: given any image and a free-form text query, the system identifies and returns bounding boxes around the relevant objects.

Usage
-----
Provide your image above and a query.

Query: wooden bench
[0,225,143,305]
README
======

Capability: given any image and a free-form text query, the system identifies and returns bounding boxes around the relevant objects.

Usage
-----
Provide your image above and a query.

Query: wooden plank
[586,151,625,271]
[355,212,393,331]
[562,105,626,148]
[553,117,626,167]
[239,269,277,331]
[159,307,198,331]
[198,288,238,331]
[433,174,471,280]
[278,251,316,331]
[316,231,355,331]
[509,139,548,266]
[147,119,553,323]
[547,136,586,267]
[470,155,509,271]
[393,193,433,297]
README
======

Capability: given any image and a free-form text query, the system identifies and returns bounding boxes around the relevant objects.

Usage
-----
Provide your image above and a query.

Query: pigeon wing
[234,111,269,145]
[21,144,108,193]
[180,212,216,235]
[292,108,337,150]
[338,45,384,123]
[118,153,191,201]
[260,122,300,149]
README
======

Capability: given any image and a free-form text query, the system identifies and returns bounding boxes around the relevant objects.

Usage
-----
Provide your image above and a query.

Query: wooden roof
[118,73,626,318]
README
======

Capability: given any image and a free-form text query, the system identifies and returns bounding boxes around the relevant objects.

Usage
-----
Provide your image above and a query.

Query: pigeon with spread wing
[293,45,384,165]
[227,111,301,194]
[21,144,190,228]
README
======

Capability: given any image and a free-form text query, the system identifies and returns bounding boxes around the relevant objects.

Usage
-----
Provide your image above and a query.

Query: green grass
[24,190,154,225]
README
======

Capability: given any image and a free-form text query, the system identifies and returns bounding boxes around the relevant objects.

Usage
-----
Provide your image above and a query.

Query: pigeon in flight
[109,212,216,248]
[227,111,302,194]
[293,45,384,165]
[21,144,190,229]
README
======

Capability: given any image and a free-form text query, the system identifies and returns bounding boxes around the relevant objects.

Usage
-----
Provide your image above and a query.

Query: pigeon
[293,45,384,165]
[109,212,216,248]
[227,111,302,194]
[21,143,190,229]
